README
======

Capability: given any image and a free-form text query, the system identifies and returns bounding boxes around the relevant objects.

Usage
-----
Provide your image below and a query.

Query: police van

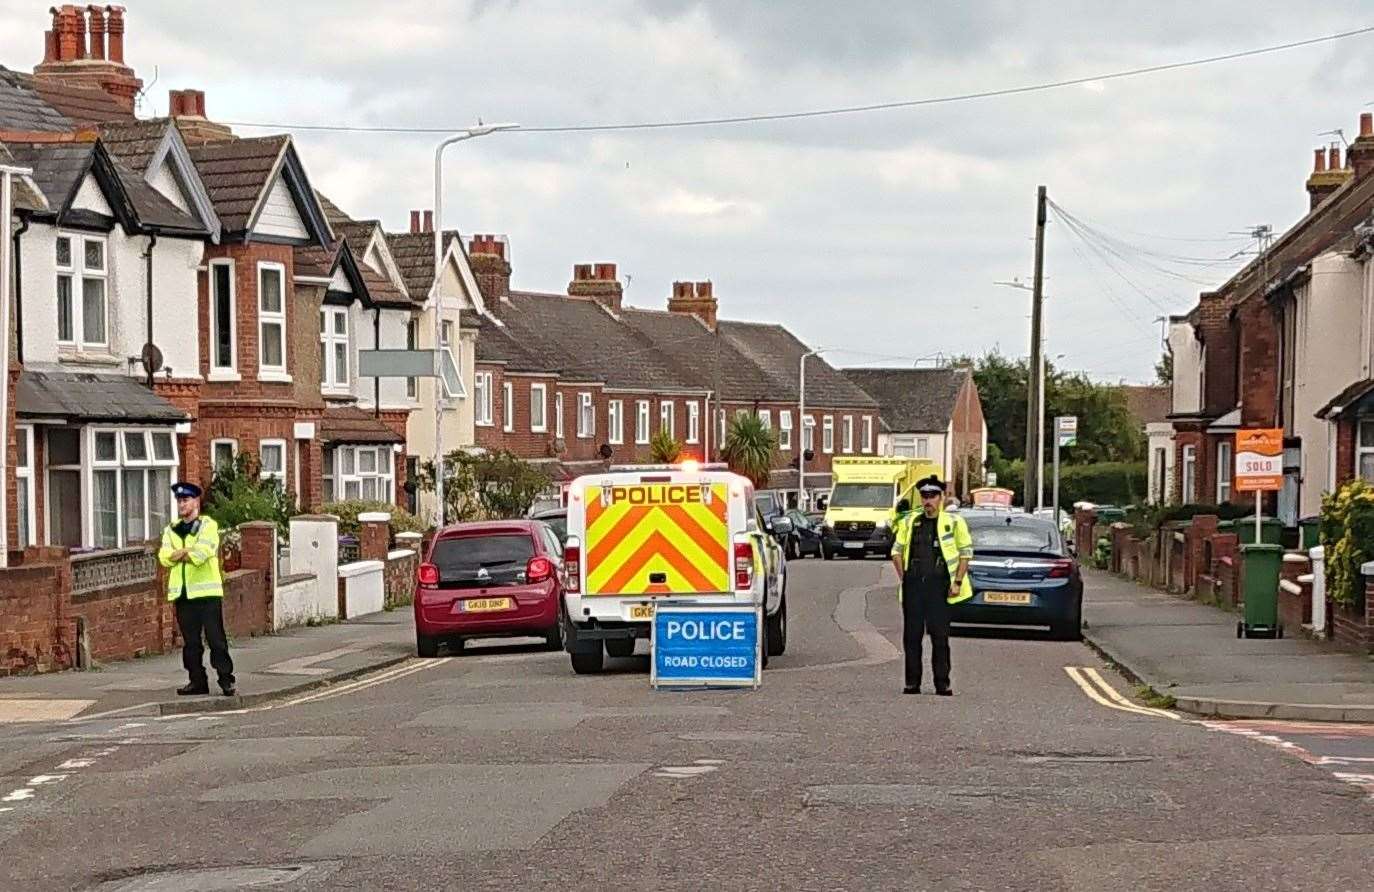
[560,462,788,674]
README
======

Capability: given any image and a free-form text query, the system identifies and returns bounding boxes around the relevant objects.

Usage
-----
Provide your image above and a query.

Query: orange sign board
[970,487,1015,507]
[1234,428,1283,492]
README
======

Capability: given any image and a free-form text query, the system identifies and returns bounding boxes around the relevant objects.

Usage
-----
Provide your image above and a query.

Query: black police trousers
[174,596,235,688]
[902,577,951,692]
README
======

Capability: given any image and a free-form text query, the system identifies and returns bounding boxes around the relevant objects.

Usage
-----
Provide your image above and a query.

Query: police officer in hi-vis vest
[890,475,973,696]
[157,482,235,696]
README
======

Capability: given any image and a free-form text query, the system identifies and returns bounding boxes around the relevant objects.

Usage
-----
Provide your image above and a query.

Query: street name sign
[1235,428,1283,492]
[1056,415,1078,447]
[651,604,760,689]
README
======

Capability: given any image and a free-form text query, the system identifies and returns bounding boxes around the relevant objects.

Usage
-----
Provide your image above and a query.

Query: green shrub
[320,500,429,538]
[415,449,552,521]
[203,453,297,536]
[1320,480,1374,607]
[981,451,1146,510]
[648,430,684,464]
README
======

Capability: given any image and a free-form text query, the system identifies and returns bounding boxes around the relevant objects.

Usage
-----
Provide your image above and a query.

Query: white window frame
[257,262,289,379]
[88,427,179,550]
[405,317,419,400]
[660,401,675,438]
[718,408,727,447]
[778,411,793,451]
[686,401,700,444]
[530,383,548,432]
[15,425,35,549]
[208,258,237,378]
[577,392,595,439]
[608,400,624,445]
[637,400,651,444]
[823,416,835,454]
[916,437,930,459]
[55,232,109,352]
[1216,440,1233,504]
[259,438,287,485]
[803,416,816,452]
[319,305,349,392]
[842,416,854,453]
[759,409,771,431]
[332,444,395,504]
[210,438,238,473]
[1181,445,1197,503]
[475,372,493,426]
[862,416,874,453]
[1358,420,1374,483]
[555,392,565,439]
[503,381,515,432]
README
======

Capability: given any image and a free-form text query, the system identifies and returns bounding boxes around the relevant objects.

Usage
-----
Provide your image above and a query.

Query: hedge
[986,458,1147,508]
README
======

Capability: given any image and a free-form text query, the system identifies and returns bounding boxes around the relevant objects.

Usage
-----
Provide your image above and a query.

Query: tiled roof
[97,118,169,173]
[385,230,460,300]
[28,77,132,125]
[718,320,877,408]
[473,314,547,373]
[185,134,289,232]
[842,367,967,432]
[293,243,335,279]
[358,264,410,309]
[498,292,705,391]
[0,142,54,210]
[319,406,404,444]
[1119,384,1172,427]
[0,67,72,132]
[110,152,204,232]
[16,371,188,423]
[618,307,776,401]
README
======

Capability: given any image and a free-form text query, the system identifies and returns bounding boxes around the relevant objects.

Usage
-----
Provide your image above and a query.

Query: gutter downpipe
[144,231,157,387]
[13,214,28,364]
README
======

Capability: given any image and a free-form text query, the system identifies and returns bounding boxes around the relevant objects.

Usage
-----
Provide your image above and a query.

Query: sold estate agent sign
[1234,428,1283,492]
[651,605,760,688]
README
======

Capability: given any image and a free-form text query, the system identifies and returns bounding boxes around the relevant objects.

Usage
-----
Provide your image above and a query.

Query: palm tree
[649,429,683,464]
[721,414,777,489]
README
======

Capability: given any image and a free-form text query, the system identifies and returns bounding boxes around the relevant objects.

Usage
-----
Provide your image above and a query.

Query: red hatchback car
[413,520,565,656]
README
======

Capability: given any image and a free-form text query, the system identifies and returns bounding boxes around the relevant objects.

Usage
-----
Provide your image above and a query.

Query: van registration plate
[630,604,655,620]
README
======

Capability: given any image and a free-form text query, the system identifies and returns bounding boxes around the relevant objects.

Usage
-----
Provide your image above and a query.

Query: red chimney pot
[1362,113,1374,140]
[1314,148,1326,173]
[72,4,87,59]
[86,5,106,61]
[423,210,433,233]
[105,5,125,64]
[1329,145,1341,171]
[409,210,421,234]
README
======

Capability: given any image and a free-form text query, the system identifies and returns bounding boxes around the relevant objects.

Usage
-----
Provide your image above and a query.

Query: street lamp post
[431,124,518,529]
[797,348,830,510]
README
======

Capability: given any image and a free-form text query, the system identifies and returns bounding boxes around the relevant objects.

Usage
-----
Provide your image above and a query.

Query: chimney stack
[1348,112,1374,180]
[34,4,141,113]
[166,88,230,142]
[568,262,623,313]
[1309,141,1353,210]
[468,234,512,302]
[667,280,719,330]
[423,210,434,233]
[409,210,421,234]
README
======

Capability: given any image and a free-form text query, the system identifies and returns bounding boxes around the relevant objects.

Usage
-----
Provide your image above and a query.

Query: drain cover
[95,863,337,890]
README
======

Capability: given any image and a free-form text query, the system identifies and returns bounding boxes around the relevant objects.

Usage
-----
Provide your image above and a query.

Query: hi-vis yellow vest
[157,516,224,601]
[891,509,974,604]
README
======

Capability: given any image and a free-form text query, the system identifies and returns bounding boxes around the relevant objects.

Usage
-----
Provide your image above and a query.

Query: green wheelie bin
[1237,543,1284,639]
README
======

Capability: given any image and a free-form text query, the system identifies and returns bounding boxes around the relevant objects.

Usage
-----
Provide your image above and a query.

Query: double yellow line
[205,658,447,717]
[1064,666,1180,721]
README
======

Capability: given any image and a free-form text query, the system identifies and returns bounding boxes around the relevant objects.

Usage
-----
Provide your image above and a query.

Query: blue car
[951,509,1083,640]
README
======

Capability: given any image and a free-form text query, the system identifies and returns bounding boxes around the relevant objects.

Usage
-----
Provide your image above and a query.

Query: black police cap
[916,475,945,494]
[171,482,203,499]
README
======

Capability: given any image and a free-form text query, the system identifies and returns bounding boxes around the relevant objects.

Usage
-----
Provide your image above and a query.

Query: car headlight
[875,520,889,530]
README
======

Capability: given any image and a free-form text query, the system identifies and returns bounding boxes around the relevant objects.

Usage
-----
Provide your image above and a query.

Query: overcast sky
[6,1,1374,382]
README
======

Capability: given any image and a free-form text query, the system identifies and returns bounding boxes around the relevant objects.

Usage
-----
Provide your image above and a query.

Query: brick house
[840,367,988,499]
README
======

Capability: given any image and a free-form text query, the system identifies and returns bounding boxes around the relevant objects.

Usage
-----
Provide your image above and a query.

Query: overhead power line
[219,25,1374,135]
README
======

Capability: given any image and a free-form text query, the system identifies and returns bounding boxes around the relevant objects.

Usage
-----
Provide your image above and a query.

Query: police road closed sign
[651,606,760,688]
[1235,428,1283,492]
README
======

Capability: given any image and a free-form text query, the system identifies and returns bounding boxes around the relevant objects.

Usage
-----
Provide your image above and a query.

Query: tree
[721,414,777,489]
[648,429,683,464]
[1154,351,1174,385]
[415,449,552,522]
[203,453,298,535]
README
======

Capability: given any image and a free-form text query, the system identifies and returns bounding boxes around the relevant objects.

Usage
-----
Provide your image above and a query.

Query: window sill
[609,440,624,447]
[475,421,494,428]
[58,350,120,366]
[258,371,293,384]
[207,370,241,383]
[531,427,548,434]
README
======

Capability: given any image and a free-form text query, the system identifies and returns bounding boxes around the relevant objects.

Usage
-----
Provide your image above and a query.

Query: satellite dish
[140,342,164,378]
[598,443,613,460]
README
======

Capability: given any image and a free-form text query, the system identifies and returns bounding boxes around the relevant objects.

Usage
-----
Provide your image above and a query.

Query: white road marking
[1064,666,1180,721]
[2,790,35,802]
[27,775,67,786]
[56,759,94,769]
[655,764,721,778]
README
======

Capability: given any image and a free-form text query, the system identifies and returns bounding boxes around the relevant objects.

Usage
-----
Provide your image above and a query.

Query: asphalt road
[3,559,1374,891]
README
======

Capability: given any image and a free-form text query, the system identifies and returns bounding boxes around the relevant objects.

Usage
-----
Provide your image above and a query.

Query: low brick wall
[221,568,271,640]
[0,559,71,675]
[70,578,175,664]
[384,549,418,609]
[1332,602,1372,652]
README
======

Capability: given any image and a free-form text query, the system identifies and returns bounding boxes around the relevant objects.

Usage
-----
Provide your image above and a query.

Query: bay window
[319,306,349,390]
[475,372,493,426]
[258,263,287,375]
[1216,440,1233,503]
[1359,421,1374,482]
[1181,445,1197,503]
[90,428,178,549]
[332,445,396,503]
[56,233,108,351]
[15,426,34,549]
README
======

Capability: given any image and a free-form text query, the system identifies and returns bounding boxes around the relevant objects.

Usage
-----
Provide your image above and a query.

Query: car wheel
[416,633,440,658]
[1053,600,1083,641]
[822,546,834,561]
[765,595,788,656]
[606,639,635,658]
[543,623,564,651]
[571,648,605,674]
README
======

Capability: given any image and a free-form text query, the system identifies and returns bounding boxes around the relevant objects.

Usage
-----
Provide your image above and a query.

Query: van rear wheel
[765,595,788,657]
[571,648,605,674]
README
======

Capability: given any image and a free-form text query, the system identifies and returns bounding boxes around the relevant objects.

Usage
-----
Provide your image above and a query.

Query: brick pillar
[359,512,391,562]
[1186,515,1218,591]
[1074,507,1096,557]
[239,522,276,577]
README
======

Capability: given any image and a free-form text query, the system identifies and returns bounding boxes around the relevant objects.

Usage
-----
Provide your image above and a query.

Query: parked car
[413,520,565,656]
[950,509,1083,640]
[530,507,568,544]
[782,509,824,559]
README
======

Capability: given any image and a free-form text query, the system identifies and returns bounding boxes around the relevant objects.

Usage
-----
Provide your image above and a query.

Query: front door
[1279,443,1301,526]
[46,428,83,547]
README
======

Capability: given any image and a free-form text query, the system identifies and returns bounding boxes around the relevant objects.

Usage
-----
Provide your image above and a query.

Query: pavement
[2,560,1373,889]
[1083,568,1374,722]
[0,607,415,723]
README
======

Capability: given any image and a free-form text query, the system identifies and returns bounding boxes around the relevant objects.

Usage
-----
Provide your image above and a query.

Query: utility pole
[1023,185,1047,513]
